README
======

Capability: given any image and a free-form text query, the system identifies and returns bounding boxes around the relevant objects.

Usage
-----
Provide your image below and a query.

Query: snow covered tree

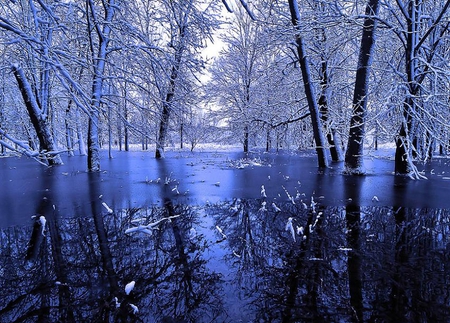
[0,1,64,165]
[344,0,380,175]
[153,0,220,158]
[392,0,450,177]
[84,0,117,171]
[12,65,63,165]
[287,0,329,168]
[206,6,268,153]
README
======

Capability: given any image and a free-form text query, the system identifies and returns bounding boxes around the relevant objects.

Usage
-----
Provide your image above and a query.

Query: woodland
[2,1,450,321]
[0,0,449,178]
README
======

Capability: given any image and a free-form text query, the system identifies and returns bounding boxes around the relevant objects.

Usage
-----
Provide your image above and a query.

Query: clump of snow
[39,216,46,236]
[125,281,135,295]
[285,217,295,241]
[261,185,267,197]
[310,196,317,213]
[102,202,113,214]
[259,201,267,212]
[130,304,139,314]
[272,202,281,212]
[188,227,197,240]
[228,157,268,169]
[216,225,227,240]
[125,214,180,236]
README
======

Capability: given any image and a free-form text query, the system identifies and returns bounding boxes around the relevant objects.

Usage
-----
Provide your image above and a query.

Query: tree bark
[344,0,380,175]
[155,6,190,159]
[288,0,328,168]
[243,124,249,153]
[65,100,75,157]
[319,58,344,162]
[395,0,419,175]
[155,56,181,158]
[12,64,63,166]
[87,0,116,171]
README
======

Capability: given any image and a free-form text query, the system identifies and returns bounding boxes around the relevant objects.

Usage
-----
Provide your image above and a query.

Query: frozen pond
[0,150,450,322]
[2,149,450,227]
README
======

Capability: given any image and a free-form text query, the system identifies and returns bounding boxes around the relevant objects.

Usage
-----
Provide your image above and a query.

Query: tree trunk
[344,0,380,175]
[395,0,419,175]
[117,116,122,151]
[12,64,63,166]
[124,88,129,151]
[156,98,172,158]
[75,107,87,156]
[86,0,116,171]
[180,122,184,149]
[288,0,328,168]
[155,19,189,158]
[108,105,112,159]
[318,34,344,162]
[65,100,75,157]
[243,124,249,153]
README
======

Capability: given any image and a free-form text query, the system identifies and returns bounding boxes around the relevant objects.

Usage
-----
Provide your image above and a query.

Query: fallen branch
[0,128,66,166]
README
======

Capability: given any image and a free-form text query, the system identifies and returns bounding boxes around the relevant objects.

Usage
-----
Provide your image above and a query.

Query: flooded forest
[1,0,450,322]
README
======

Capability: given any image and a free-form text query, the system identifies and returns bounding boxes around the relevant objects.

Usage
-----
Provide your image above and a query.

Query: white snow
[310,196,317,213]
[125,281,135,295]
[102,202,113,214]
[216,225,227,239]
[172,185,180,194]
[285,217,296,241]
[259,201,267,212]
[188,227,197,240]
[129,303,139,314]
[261,185,267,197]
[272,202,281,212]
[125,214,181,235]
[39,216,46,236]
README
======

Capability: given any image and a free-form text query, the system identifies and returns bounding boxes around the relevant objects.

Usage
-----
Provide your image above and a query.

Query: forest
[0,0,449,178]
[2,1,450,322]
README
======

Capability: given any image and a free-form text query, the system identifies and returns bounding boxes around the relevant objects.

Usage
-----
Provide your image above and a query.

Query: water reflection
[1,194,450,321]
[344,176,364,322]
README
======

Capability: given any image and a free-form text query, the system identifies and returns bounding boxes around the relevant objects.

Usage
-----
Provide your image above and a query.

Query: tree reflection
[209,197,348,322]
[208,195,450,322]
[344,176,364,323]
[1,191,450,322]
[0,173,223,322]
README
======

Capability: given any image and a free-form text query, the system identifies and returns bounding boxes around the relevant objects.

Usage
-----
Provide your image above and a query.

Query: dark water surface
[1,150,450,322]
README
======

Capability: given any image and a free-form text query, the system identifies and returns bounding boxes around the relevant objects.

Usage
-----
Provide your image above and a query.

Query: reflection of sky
[2,150,450,227]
